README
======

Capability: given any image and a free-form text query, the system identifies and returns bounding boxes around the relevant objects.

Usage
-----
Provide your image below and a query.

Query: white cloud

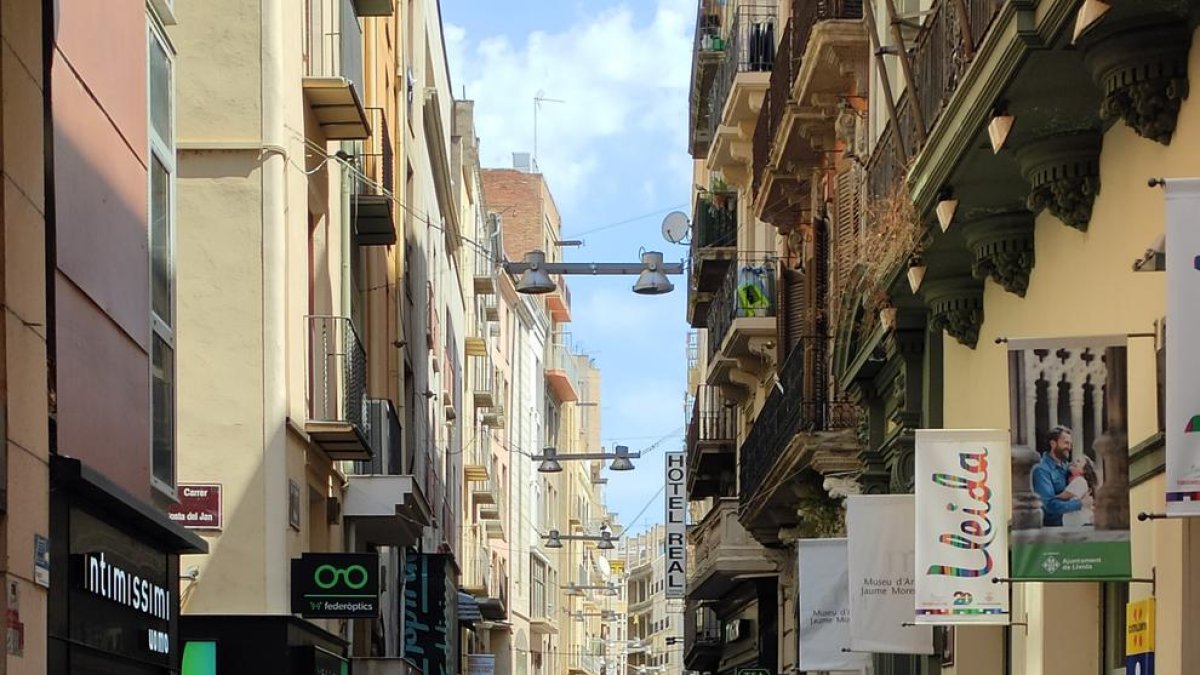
[447,0,695,209]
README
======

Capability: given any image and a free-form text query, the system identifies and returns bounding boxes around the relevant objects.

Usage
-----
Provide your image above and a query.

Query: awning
[458,591,482,625]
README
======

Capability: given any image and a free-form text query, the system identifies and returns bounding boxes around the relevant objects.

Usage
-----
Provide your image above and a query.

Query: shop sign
[663,451,686,599]
[65,507,175,666]
[168,484,223,530]
[1126,597,1155,656]
[914,429,1010,624]
[290,552,379,618]
[736,669,770,675]
[34,534,49,588]
[404,552,457,675]
[468,653,497,675]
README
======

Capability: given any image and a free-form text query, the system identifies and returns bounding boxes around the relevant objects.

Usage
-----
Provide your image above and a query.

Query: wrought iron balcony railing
[307,315,368,434]
[693,193,737,251]
[706,3,778,144]
[705,260,776,363]
[738,341,860,509]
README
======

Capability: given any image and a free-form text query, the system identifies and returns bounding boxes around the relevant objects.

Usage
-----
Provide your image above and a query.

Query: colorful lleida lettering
[927,448,995,578]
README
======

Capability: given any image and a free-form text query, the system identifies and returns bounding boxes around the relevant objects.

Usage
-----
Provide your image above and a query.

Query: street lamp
[562,583,620,597]
[545,529,617,550]
[533,445,641,473]
[503,250,683,296]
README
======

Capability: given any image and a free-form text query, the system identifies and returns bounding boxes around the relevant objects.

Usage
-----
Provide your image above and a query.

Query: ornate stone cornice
[960,210,1037,297]
[1083,19,1192,145]
[922,277,985,348]
[1014,132,1102,231]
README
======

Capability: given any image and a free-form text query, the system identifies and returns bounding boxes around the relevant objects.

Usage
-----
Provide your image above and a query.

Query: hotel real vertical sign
[1164,178,1200,516]
[664,451,686,599]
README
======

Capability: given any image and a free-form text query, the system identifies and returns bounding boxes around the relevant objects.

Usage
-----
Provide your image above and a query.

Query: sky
[443,0,696,533]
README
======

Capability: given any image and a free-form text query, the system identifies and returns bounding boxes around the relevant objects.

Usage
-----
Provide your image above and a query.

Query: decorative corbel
[1014,131,1102,231]
[960,210,1037,297]
[1082,19,1192,145]
[922,277,985,348]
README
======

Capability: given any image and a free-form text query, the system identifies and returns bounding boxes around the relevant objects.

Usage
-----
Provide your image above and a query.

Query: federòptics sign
[290,552,380,618]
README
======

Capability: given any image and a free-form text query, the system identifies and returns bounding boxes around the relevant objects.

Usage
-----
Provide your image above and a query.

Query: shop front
[48,456,208,674]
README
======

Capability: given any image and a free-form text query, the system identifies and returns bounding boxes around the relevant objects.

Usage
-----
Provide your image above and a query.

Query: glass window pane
[151,156,171,324]
[152,334,175,486]
[150,34,172,143]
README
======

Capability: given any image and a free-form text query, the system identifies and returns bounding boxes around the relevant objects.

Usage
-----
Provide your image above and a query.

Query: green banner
[1011,540,1132,580]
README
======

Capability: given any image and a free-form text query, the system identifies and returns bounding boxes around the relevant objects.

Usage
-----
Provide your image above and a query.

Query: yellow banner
[1126,597,1156,655]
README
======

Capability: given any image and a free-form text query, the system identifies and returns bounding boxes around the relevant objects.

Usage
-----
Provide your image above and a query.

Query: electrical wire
[563,204,689,238]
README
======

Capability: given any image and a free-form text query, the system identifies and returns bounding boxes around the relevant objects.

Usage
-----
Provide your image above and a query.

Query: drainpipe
[261,0,289,613]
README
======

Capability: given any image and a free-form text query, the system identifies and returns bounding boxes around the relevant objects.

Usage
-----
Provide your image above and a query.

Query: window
[148,17,176,492]
[531,556,546,618]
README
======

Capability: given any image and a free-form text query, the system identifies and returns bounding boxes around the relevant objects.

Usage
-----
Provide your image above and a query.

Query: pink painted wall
[52,0,153,500]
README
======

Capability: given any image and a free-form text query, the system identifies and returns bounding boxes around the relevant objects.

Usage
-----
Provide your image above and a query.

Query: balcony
[546,274,571,323]
[479,489,506,540]
[688,0,728,157]
[752,0,867,227]
[738,343,862,545]
[546,342,584,403]
[471,357,497,410]
[481,292,499,322]
[530,612,558,635]
[462,547,492,597]
[687,499,775,601]
[475,235,496,295]
[353,108,396,246]
[472,473,498,507]
[706,3,777,189]
[465,429,492,483]
[303,0,371,140]
[705,261,776,401]
[481,404,506,429]
[683,603,722,672]
[687,192,738,328]
[350,0,393,17]
[568,652,601,675]
[686,388,737,500]
[344,400,431,545]
[306,316,370,460]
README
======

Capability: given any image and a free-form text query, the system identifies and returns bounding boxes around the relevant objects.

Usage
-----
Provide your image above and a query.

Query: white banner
[797,539,869,672]
[846,495,933,654]
[1165,178,1200,516]
[664,452,686,598]
[915,429,1011,624]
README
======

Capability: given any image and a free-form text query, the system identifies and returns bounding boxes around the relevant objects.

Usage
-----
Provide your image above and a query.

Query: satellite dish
[661,211,690,244]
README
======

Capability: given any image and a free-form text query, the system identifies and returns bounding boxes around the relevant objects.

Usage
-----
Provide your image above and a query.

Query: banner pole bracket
[1137,511,1169,521]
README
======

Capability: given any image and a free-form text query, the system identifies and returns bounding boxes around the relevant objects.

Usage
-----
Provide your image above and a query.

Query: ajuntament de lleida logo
[1041,556,1062,575]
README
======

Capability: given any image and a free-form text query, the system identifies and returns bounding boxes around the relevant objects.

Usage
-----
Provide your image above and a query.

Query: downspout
[261,0,289,612]
[44,0,58,459]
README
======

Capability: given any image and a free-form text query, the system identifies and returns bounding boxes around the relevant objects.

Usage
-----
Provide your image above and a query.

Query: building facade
[684,1,1200,674]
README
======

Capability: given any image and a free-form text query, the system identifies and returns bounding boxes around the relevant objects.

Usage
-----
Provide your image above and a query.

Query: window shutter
[833,166,862,292]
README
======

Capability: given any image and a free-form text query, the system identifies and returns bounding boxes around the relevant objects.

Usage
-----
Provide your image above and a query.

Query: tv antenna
[534,90,565,168]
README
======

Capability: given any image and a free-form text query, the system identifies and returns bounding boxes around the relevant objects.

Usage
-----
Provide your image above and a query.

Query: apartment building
[168,0,464,670]
[38,0,211,673]
[619,526,683,675]
[683,1,1200,674]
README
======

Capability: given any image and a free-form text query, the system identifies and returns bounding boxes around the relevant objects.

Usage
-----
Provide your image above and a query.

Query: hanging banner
[664,451,686,599]
[1126,597,1156,675]
[1164,178,1200,516]
[796,539,869,672]
[846,495,933,654]
[914,429,1010,624]
[1007,337,1133,579]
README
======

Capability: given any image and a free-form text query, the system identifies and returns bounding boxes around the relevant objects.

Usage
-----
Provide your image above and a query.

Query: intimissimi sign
[81,552,172,621]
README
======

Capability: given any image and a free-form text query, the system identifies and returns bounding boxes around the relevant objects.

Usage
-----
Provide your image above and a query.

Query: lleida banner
[1007,337,1132,580]
[846,495,933,654]
[796,538,869,672]
[914,429,1010,624]
[1164,178,1200,516]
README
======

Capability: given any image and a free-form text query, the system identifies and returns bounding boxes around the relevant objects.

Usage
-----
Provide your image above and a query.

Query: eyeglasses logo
[313,564,370,590]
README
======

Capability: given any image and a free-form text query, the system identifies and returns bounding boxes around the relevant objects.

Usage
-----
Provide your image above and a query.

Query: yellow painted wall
[941,25,1200,675]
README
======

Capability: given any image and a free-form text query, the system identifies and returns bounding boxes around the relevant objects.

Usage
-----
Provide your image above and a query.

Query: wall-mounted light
[632,252,674,295]
[879,306,898,331]
[907,256,927,294]
[532,445,642,473]
[936,198,958,232]
[515,250,556,294]
[544,529,617,550]
[1072,0,1110,43]
[504,250,683,296]
[988,106,1014,154]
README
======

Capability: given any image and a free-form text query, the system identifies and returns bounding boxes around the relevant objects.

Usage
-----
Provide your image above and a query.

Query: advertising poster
[796,538,868,672]
[1164,178,1200,516]
[914,429,1010,624]
[1007,337,1132,579]
[846,495,933,654]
